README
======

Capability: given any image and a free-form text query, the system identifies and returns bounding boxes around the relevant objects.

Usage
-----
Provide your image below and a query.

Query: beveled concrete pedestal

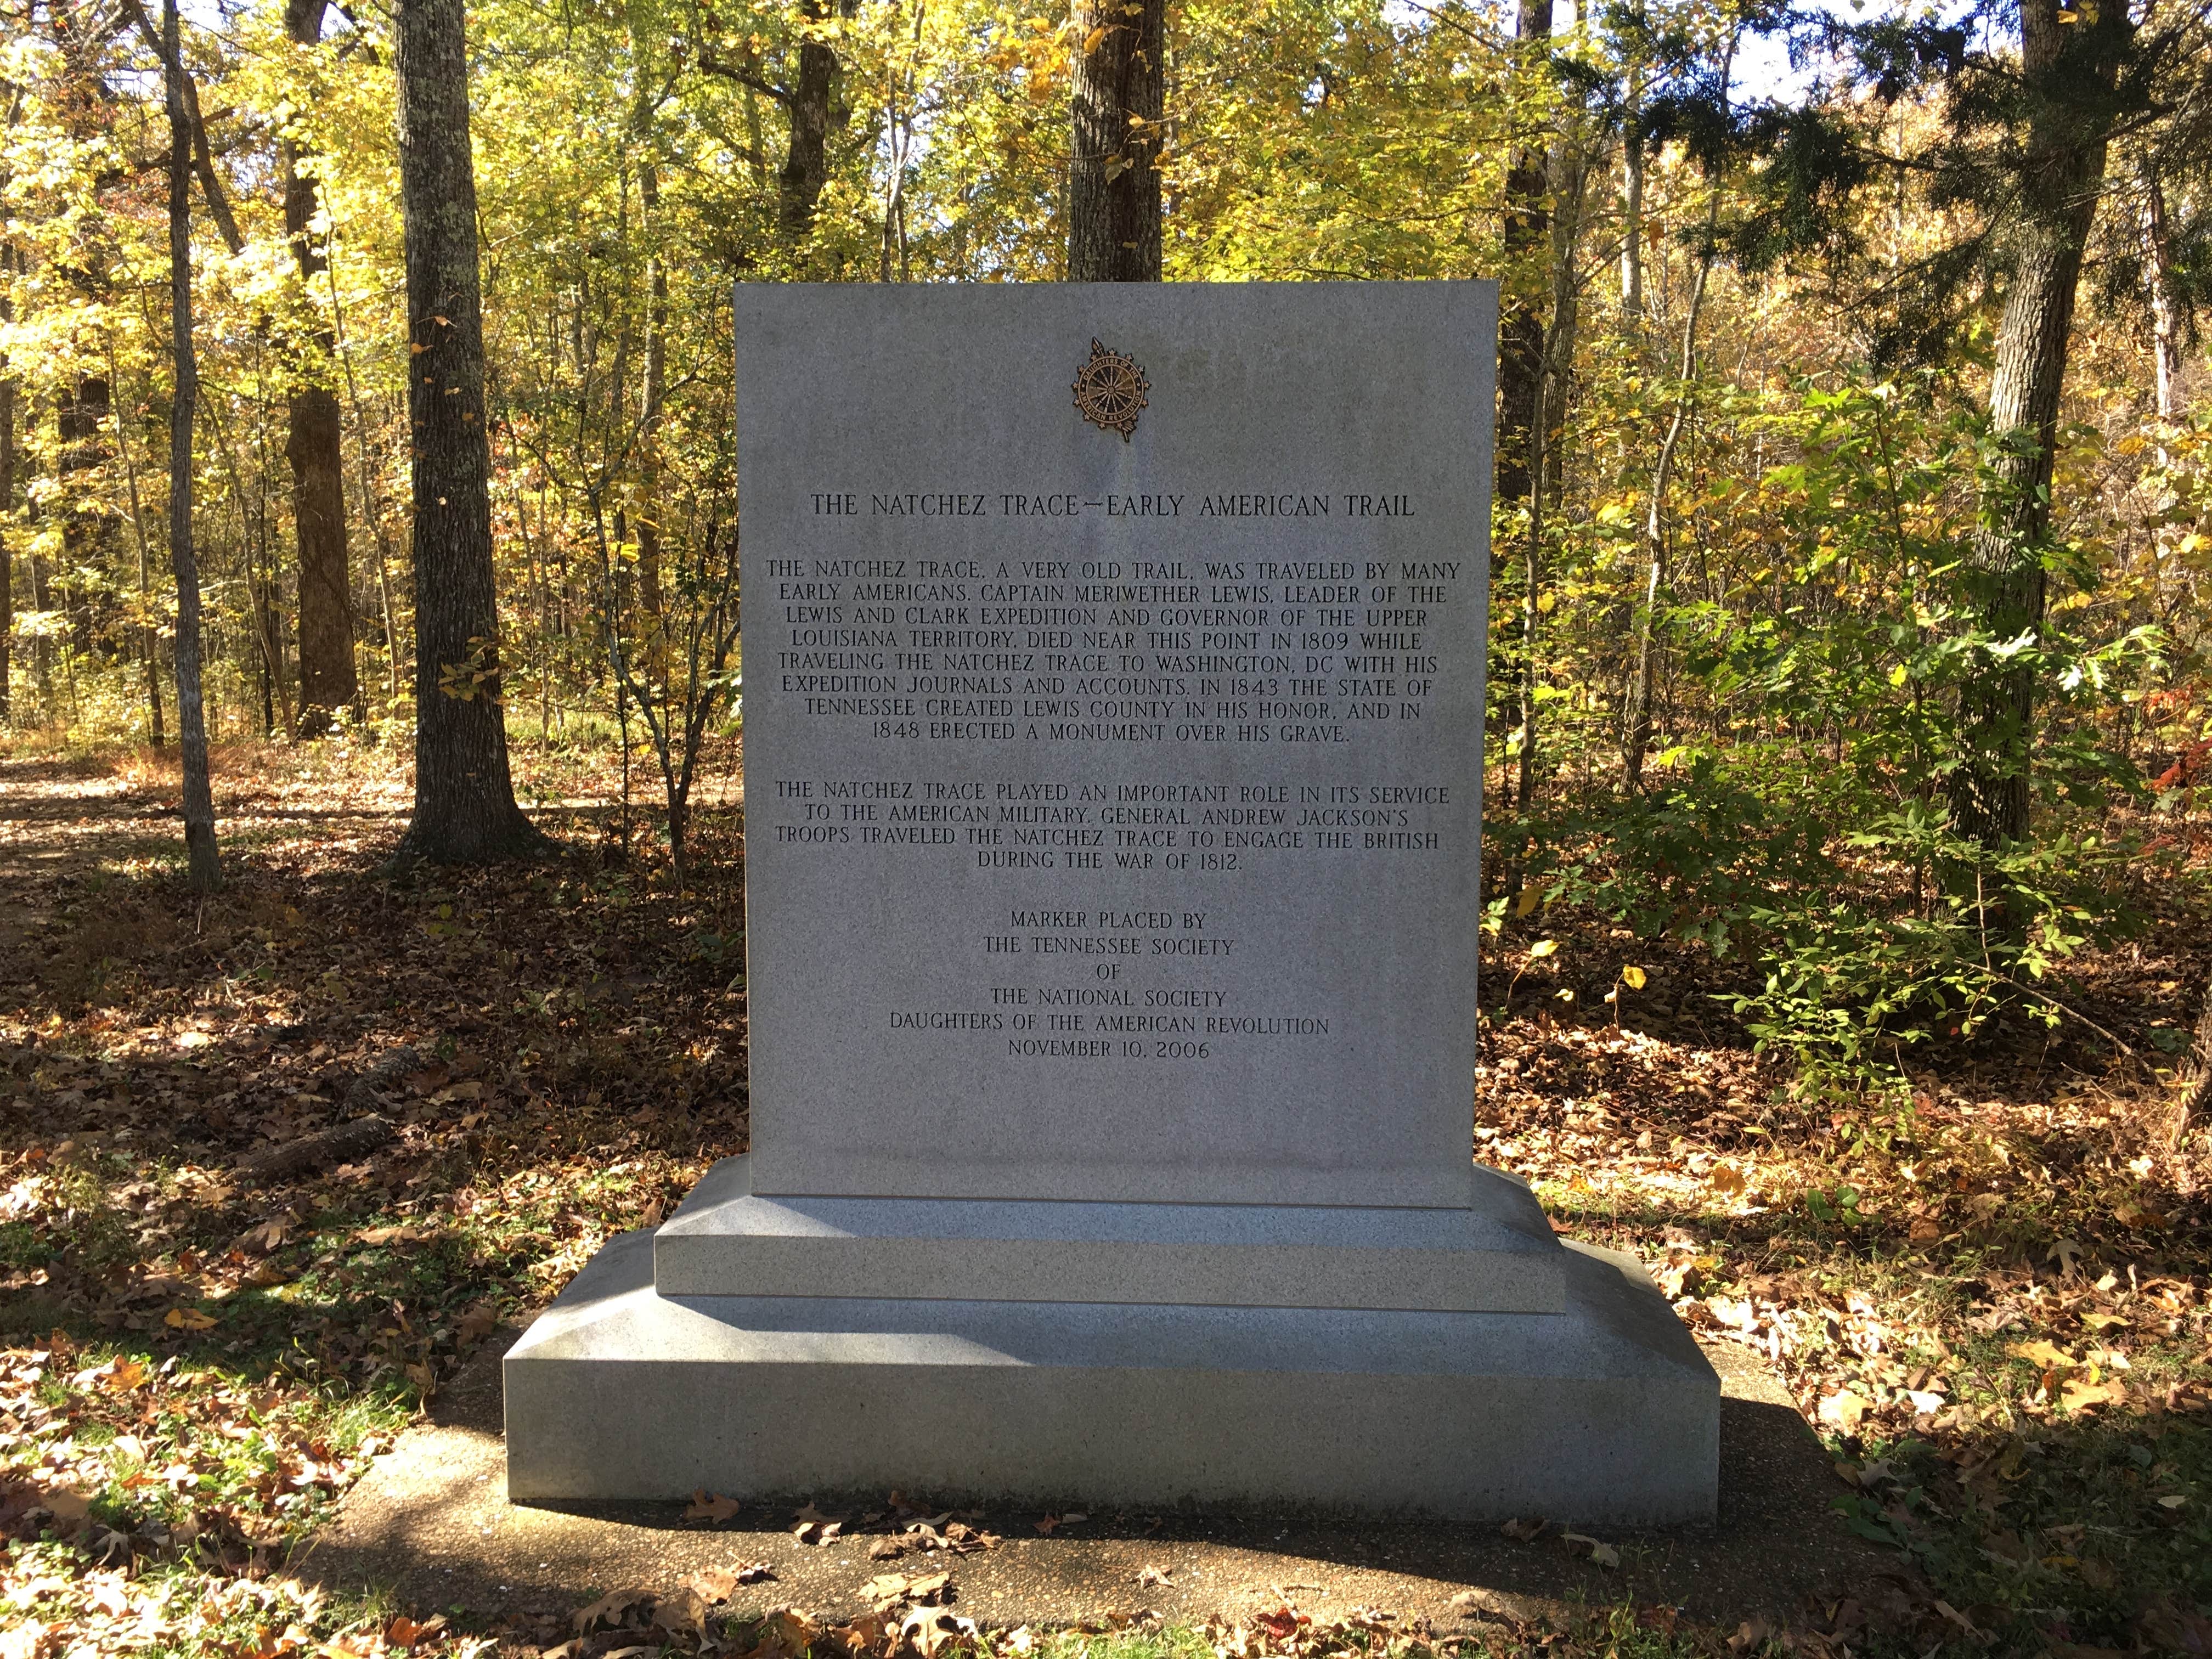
[503,1156,1718,1522]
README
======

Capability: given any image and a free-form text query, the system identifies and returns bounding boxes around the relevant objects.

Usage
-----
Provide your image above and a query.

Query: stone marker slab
[736,283,1490,1208]
[504,282,1720,1520]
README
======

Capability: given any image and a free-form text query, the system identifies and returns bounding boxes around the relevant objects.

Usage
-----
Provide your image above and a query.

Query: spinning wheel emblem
[1071,339,1149,441]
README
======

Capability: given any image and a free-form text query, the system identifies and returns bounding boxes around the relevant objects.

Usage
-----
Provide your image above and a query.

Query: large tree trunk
[0,356,11,729]
[0,270,12,727]
[164,0,221,893]
[391,0,538,864]
[284,0,357,738]
[1068,0,1163,281]
[1494,0,1552,504]
[778,0,839,240]
[1945,0,2123,855]
[1,103,14,725]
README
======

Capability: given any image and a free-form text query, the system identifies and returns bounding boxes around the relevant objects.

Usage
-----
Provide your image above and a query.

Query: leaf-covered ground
[1,740,2209,1659]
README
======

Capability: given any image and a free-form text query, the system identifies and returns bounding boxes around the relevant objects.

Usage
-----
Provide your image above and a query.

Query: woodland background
[4,0,2212,1088]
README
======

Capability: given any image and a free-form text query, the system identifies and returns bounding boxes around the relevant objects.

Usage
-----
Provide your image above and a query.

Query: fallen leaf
[2061,1375,2128,1413]
[740,1607,824,1659]
[383,1615,446,1649]
[353,1224,428,1248]
[1562,1531,1620,1567]
[1499,1516,1548,1541]
[687,1489,742,1523]
[101,1360,148,1394]
[869,1536,909,1560]
[1137,1564,1173,1587]
[865,1572,953,1611]
[164,1307,217,1332]
[1818,1390,1869,1430]
[1729,1616,1778,1654]
[689,1561,775,1601]
[898,1606,977,1657]
[793,1520,842,1547]
[1708,1164,1748,1197]
[573,1589,652,1633]
[654,1587,712,1638]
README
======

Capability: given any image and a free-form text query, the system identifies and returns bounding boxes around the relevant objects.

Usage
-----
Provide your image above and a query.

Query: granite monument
[504,283,1719,1520]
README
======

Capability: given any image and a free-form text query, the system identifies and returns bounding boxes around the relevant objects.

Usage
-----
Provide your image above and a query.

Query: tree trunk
[1945,0,2121,855]
[0,317,12,730]
[1494,0,1552,504]
[391,0,538,864]
[2143,172,2181,424]
[57,375,112,662]
[1519,134,1588,813]
[282,0,357,737]
[1068,0,1163,281]
[779,0,840,240]
[1619,72,1645,323]
[165,0,221,893]
[2168,969,2212,1149]
[1,107,14,725]
[104,338,166,747]
[631,63,667,639]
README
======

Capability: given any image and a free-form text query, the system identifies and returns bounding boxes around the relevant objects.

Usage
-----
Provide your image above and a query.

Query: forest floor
[1,738,2210,1659]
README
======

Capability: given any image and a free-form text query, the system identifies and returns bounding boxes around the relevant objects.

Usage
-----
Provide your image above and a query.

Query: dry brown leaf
[573,1588,652,1633]
[866,1572,953,1611]
[897,1605,976,1657]
[654,1587,713,1638]
[2061,1374,2128,1413]
[794,1519,843,1547]
[383,1614,447,1649]
[455,1302,500,1346]
[1137,1564,1173,1587]
[687,1488,742,1523]
[737,1607,825,1659]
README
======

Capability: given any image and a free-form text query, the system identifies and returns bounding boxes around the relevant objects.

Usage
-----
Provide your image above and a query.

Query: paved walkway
[289,1331,1898,1638]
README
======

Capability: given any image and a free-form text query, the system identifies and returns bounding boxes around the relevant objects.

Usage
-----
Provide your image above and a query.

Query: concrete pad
[503,1231,1717,1522]
[296,1319,1888,1635]
[653,1156,1565,1312]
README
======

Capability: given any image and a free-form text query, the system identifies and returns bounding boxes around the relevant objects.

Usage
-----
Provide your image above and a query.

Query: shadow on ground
[289,1334,1901,1634]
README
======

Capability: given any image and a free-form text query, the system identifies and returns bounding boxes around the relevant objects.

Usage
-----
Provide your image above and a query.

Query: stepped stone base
[504,1160,1719,1523]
